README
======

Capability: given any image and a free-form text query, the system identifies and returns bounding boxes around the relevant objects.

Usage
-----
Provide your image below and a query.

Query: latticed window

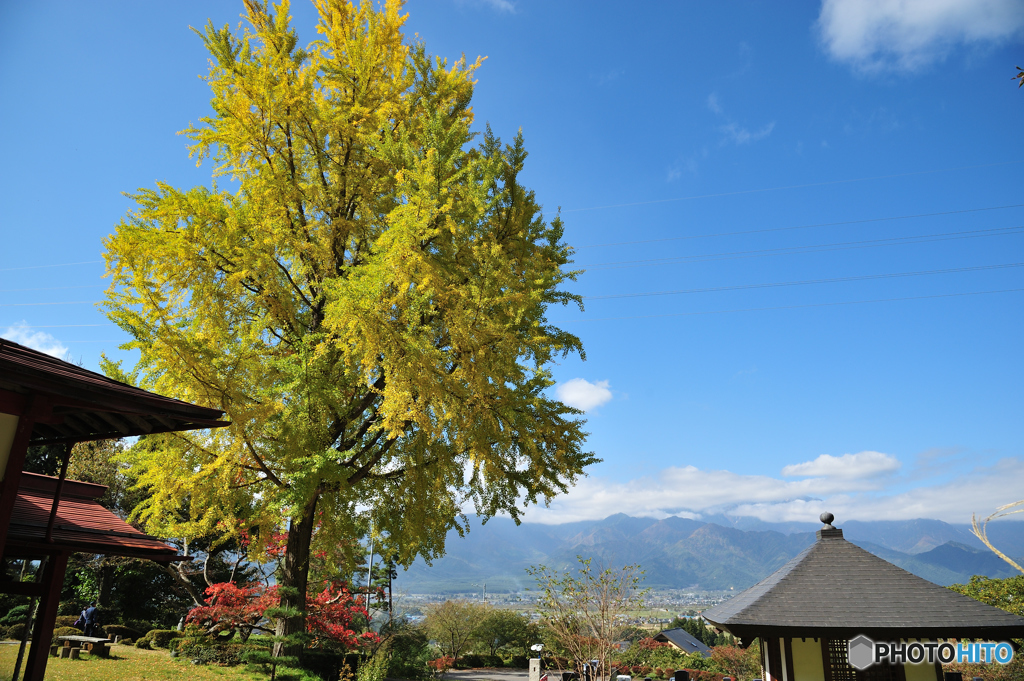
[826,638,857,681]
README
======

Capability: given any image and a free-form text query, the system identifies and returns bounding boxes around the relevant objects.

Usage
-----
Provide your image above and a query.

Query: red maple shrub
[186,580,378,649]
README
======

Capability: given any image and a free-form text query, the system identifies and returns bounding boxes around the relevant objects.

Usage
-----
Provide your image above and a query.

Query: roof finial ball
[820,512,835,529]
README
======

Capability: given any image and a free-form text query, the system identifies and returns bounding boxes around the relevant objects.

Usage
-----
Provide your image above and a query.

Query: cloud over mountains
[522,451,1023,526]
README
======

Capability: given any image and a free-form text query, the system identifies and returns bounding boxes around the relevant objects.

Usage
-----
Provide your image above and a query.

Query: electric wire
[0,260,103,272]
[574,203,1024,249]
[583,262,1024,301]
[554,287,1024,323]
[564,160,1024,213]
[578,225,1024,271]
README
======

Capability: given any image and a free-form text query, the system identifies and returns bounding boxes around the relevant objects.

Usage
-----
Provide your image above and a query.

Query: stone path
[442,668,530,681]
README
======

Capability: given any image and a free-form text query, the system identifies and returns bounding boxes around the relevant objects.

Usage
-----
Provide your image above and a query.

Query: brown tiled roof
[0,338,226,443]
[702,527,1024,641]
[4,472,180,561]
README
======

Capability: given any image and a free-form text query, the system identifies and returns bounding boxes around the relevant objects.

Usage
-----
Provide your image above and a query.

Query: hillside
[391,514,1024,593]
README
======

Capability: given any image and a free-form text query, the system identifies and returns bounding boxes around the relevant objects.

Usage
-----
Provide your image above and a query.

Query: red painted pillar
[23,552,68,681]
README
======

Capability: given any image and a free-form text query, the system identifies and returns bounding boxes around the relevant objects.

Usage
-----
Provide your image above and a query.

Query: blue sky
[1,0,1022,526]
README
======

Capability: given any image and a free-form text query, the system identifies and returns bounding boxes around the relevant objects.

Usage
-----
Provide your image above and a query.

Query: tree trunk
[273,494,318,659]
[97,559,114,608]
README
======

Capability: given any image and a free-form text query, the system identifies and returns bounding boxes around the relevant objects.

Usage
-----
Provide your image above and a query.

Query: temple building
[702,513,1024,681]
[0,338,227,680]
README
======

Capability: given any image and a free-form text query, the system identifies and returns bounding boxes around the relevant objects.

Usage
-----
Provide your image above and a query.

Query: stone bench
[57,635,113,658]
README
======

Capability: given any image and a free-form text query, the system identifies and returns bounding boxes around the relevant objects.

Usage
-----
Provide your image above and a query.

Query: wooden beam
[0,580,44,597]
[122,413,154,433]
[94,410,132,435]
[23,551,68,681]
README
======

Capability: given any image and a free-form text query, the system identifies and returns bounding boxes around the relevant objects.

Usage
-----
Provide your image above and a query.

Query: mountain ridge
[391,514,1024,594]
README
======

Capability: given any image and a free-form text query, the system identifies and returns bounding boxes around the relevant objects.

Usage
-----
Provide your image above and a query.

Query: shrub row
[135,629,182,649]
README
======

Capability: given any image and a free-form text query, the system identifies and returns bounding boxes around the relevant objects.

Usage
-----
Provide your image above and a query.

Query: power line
[20,285,1023,336]
[583,262,1024,301]
[0,324,113,328]
[574,203,1024,249]
[578,225,1024,271]
[0,301,99,307]
[564,160,1024,213]
[0,285,104,293]
[554,287,1024,323]
[0,260,103,272]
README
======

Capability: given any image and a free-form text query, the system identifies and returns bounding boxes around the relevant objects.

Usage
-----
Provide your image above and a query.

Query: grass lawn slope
[0,643,273,681]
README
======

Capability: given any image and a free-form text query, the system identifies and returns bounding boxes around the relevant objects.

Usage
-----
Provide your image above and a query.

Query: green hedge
[457,654,504,669]
[52,626,82,644]
[146,629,182,649]
[103,624,142,641]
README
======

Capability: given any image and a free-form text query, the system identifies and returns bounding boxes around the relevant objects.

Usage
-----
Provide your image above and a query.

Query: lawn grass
[0,642,278,681]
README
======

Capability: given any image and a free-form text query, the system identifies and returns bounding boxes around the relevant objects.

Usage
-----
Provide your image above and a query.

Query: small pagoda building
[702,513,1024,681]
[0,338,227,680]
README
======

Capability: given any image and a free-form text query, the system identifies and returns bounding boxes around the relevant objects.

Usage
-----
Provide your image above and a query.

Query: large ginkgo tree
[102,0,595,655]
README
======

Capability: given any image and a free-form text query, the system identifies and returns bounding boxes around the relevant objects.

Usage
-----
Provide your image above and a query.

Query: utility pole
[365,520,374,613]
[472,582,486,602]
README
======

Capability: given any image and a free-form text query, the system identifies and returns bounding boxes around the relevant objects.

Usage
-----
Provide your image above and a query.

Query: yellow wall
[904,661,937,681]
[790,638,825,681]
[0,413,19,481]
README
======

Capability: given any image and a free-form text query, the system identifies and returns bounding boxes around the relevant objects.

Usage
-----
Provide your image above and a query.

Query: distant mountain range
[390,514,1024,594]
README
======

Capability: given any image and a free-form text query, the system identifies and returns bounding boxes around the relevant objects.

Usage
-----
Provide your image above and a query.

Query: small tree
[710,641,761,681]
[527,557,648,681]
[422,600,487,666]
[476,609,536,658]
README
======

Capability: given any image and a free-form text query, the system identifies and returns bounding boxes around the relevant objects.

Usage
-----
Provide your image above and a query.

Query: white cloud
[1,321,70,360]
[555,378,612,412]
[720,121,775,145]
[782,451,901,479]
[706,93,722,114]
[473,0,515,12]
[521,455,1024,526]
[817,0,1024,72]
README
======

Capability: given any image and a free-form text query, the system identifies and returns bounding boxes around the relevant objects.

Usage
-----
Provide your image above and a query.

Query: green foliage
[136,636,153,649]
[949,574,1024,617]
[455,653,503,668]
[0,604,30,627]
[7,623,26,641]
[147,629,184,648]
[52,626,83,644]
[475,609,538,657]
[102,0,595,651]
[615,640,701,670]
[103,624,143,641]
[357,639,391,681]
[23,444,64,476]
[528,557,648,680]
[423,600,488,664]
[664,617,733,648]
[710,642,761,681]
[381,618,431,681]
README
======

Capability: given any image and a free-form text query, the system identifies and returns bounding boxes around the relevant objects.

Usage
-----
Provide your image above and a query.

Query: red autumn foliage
[636,638,671,651]
[187,580,379,649]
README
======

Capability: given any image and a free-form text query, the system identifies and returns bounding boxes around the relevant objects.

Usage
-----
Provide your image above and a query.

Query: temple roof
[653,628,712,657]
[702,521,1024,641]
[0,338,226,444]
[4,472,180,562]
